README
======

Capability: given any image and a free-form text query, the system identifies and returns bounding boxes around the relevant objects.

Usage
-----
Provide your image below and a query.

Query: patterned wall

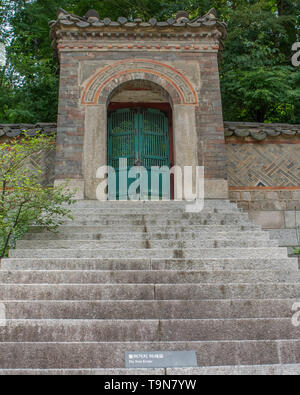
[226,143,300,187]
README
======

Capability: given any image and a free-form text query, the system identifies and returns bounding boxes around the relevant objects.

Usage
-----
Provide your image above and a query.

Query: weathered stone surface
[3,298,299,320]
[248,211,285,229]
[0,200,299,374]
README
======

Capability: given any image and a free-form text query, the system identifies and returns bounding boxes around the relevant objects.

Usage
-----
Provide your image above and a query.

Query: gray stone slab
[28,224,260,233]
[15,239,278,250]
[1,283,300,301]
[2,257,298,271]
[269,229,298,247]
[248,211,285,229]
[22,230,270,241]
[284,211,300,229]
[1,269,299,285]
[67,208,241,215]
[0,368,166,375]
[64,200,236,209]
[1,318,297,342]
[2,299,298,320]
[1,198,300,373]
[9,247,289,259]
[155,283,300,300]
[1,258,152,271]
[0,341,282,368]
[0,284,154,301]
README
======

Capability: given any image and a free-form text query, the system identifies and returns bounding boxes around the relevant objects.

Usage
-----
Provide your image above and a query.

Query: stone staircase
[0,199,300,375]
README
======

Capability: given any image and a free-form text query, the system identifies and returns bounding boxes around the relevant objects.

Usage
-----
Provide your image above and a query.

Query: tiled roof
[2,122,300,140]
[0,124,56,138]
[49,8,227,54]
[224,122,300,140]
[49,7,226,33]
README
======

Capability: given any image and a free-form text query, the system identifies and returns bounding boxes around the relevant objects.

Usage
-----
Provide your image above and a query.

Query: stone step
[1,364,300,375]
[28,224,261,233]
[62,219,253,227]
[61,213,250,226]
[9,247,289,259]
[2,258,298,271]
[0,340,299,368]
[2,299,298,320]
[66,208,241,215]
[0,368,166,375]
[64,199,237,208]
[15,239,278,250]
[22,231,270,241]
[0,283,299,300]
[0,318,298,342]
[61,211,247,218]
[1,270,299,285]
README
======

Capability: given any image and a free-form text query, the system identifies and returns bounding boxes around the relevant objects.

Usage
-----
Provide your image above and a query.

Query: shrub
[0,132,75,258]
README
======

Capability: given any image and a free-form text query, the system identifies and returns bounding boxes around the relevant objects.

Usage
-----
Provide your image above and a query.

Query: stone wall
[229,188,300,254]
[225,121,300,253]
[225,122,300,188]
[2,121,300,252]
[0,124,56,187]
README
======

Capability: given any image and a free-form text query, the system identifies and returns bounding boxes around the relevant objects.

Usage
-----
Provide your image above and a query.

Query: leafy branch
[0,131,75,258]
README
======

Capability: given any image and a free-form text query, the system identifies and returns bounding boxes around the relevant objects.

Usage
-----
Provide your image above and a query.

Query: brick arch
[81,59,198,106]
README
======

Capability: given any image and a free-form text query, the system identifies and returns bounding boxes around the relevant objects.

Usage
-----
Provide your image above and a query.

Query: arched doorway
[106,80,174,200]
[81,71,200,201]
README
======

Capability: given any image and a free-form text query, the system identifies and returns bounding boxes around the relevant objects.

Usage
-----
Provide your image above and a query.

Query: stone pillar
[54,52,85,199]
[83,105,107,200]
[196,52,228,199]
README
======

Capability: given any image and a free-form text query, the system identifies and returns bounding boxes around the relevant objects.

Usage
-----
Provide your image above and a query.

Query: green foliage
[219,0,300,122]
[0,132,75,258]
[293,207,300,255]
[221,66,300,123]
[0,0,299,123]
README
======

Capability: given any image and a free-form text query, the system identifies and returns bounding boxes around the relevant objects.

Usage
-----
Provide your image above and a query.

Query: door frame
[108,102,174,199]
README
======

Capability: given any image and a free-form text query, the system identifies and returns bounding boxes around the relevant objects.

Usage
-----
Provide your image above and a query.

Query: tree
[0,132,75,258]
[219,0,300,122]
[0,0,299,124]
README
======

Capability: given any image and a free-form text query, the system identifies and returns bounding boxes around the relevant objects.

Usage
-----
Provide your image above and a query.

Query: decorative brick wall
[0,124,56,187]
[225,122,300,188]
[224,121,300,253]
[2,121,300,192]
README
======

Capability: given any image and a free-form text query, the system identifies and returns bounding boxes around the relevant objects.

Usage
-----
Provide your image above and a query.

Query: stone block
[284,211,300,229]
[250,191,265,201]
[292,191,300,200]
[240,192,251,201]
[229,191,240,200]
[265,191,280,200]
[260,200,286,211]
[268,229,298,247]
[279,191,293,200]
[286,201,300,210]
[248,211,285,229]
[249,202,262,211]
[54,179,85,200]
[204,180,228,199]
[237,202,249,211]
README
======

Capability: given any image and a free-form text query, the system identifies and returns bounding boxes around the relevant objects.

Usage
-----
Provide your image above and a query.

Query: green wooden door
[108,108,170,200]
